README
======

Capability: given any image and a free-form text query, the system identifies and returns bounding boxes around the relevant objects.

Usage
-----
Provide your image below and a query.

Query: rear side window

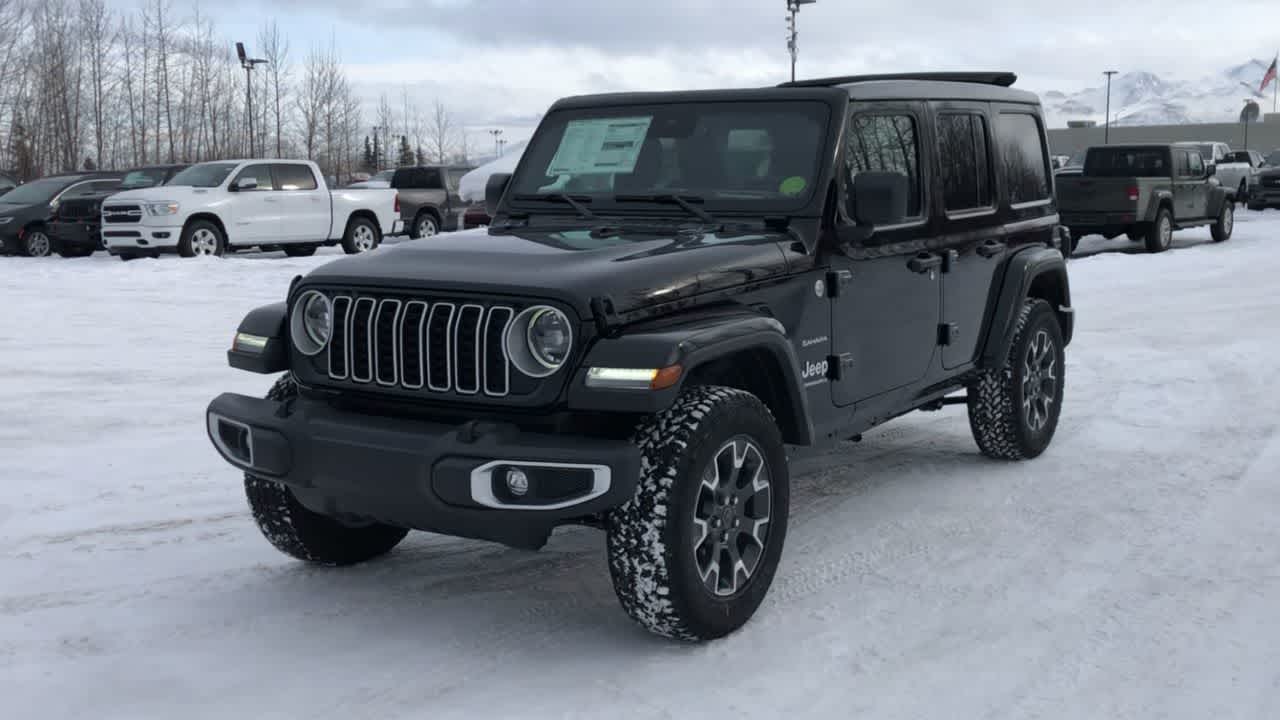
[937,113,992,212]
[392,168,444,190]
[997,113,1050,204]
[846,113,922,218]
[273,164,318,191]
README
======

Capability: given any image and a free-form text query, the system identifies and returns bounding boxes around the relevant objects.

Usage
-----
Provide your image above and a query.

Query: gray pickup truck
[1057,144,1234,254]
[390,165,474,239]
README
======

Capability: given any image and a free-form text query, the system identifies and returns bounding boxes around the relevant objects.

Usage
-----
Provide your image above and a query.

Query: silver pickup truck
[1057,144,1234,255]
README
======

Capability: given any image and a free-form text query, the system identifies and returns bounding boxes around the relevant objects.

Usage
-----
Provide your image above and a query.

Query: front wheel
[341,217,380,254]
[22,228,52,257]
[244,377,409,565]
[178,220,225,258]
[1211,202,1234,243]
[606,386,789,641]
[967,299,1065,460]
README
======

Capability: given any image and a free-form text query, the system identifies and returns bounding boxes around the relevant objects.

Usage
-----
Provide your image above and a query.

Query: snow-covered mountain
[1039,60,1276,128]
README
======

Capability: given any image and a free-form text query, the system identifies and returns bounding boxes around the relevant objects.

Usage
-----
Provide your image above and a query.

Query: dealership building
[1047,114,1280,157]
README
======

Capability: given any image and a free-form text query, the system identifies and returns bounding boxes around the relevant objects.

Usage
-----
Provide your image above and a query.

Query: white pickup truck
[101,159,402,260]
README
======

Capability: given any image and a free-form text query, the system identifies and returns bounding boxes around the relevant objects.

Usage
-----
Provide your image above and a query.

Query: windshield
[509,101,830,214]
[167,163,238,188]
[0,176,82,205]
[121,169,168,190]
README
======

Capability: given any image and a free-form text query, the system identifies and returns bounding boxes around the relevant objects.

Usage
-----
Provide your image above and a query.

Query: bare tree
[424,100,455,165]
[79,0,114,168]
[258,20,291,158]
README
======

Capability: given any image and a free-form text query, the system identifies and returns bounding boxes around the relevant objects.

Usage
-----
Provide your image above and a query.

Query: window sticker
[546,117,653,176]
[780,176,807,196]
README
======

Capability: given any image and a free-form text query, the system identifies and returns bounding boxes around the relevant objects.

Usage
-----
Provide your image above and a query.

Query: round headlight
[290,290,332,356]
[505,305,574,378]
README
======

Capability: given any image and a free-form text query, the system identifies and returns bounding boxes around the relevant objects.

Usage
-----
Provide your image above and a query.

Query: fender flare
[566,313,813,445]
[227,301,289,373]
[980,246,1073,368]
[1207,186,1231,218]
[1143,190,1174,221]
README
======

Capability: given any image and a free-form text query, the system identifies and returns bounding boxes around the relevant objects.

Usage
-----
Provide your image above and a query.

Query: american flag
[1261,56,1278,93]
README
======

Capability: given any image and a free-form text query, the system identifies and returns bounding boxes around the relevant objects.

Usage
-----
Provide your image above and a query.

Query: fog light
[505,468,529,496]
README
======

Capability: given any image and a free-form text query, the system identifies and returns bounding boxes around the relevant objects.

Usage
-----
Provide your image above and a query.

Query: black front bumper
[49,220,102,251]
[206,392,642,549]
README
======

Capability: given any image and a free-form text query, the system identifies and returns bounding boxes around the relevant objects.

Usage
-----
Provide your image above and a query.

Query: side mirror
[485,172,512,218]
[232,177,258,192]
[1206,164,1216,178]
[849,171,909,228]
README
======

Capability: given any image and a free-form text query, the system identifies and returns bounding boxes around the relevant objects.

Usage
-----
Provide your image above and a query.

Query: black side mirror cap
[1206,164,1217,177]
[849,171,909,228]
[485,173,513,218]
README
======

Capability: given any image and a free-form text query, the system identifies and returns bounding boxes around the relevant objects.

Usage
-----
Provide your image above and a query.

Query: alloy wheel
[352,225,376,251]
[417,216,438,238]
[1021,329,1058,433]
[692,436,772,598]
[1159,216,1172,250]
[26,231,50,257]
[191,228,219,256]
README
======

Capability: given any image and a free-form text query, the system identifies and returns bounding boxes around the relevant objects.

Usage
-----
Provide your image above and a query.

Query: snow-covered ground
[3,217,1280,719]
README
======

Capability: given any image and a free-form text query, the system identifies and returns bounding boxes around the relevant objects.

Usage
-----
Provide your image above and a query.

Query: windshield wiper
[511,192,596,220]
[614,193,718,225]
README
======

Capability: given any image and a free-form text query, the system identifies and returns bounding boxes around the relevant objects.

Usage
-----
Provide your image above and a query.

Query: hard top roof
[781,72,1039,104]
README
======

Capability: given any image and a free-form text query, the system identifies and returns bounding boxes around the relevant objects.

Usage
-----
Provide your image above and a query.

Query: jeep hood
[302,226,795,317]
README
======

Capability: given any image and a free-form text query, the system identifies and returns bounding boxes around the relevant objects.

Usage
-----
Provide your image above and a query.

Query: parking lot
[2,213,1278,719]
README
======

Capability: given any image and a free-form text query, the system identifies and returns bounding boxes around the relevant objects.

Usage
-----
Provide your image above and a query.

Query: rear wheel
[412,212,440,239]
[967,299,1065,460]
[1144,208,1173,253]
[341,217,380,254]
[1237,180,1248,205]
[244,377,409,565]
[606,386,789,641]
[1211,201,1234,243]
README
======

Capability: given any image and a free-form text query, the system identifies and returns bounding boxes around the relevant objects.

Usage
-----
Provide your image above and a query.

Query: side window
[1173,151,1189,177]
[996,113,1050,205]
[273,164,318,191]
[422,169,445,190]
[937,113,992,212]
[1187,152,1204,177]
[845,113,922,219]
[64,180,120,198]
[232,164,275,191]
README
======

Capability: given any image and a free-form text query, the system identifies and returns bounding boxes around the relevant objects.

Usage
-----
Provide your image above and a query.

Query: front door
[831,104,942,407]
[932,104,1007,369]
[272,164,329,241]
[227,163,279,244]
[1184,151,1210,219]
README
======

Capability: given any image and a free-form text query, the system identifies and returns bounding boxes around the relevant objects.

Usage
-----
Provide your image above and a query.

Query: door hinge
[824,270,852,298]
[827,353,854,381]
[938,323,960,346]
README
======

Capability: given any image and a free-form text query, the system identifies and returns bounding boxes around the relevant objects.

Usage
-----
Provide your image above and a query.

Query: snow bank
[458,141,527,202]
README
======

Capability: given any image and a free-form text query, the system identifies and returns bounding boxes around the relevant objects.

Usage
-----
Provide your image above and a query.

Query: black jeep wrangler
[207,72,1073,641]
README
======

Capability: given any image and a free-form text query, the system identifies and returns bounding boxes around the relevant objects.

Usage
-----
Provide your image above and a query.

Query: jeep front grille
[326,295,515,397]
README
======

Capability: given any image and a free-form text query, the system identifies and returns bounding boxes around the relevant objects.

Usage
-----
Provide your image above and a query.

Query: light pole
[236,42,268,158]
[497,138,508,157]
[1103,70,1118,144]
[489,129,503,158]
[786,0,818,83]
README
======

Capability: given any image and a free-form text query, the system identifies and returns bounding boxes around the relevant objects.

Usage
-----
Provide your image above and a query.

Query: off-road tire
[243,376,409,565]
[1236,180,1248,205]
[967,299,1065,461]
[178,220,225,258]
[1210,201,1233,243]
[606,386,790,641]
[1145,208,1173,253]
[341,217,380,254]
[283,244,318,257]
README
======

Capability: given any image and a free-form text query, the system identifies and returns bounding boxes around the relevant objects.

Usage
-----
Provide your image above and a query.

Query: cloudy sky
[140,0,1280,143]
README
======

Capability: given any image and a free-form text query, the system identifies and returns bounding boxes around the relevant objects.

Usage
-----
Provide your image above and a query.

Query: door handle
[976,241,1006,258]
[907,252,943,274]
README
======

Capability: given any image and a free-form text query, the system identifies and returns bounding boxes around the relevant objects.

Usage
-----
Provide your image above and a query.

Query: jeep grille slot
[319,293,516,399]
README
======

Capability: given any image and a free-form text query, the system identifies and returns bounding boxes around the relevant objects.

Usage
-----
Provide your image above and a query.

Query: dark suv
[207,72,1073,641]
[48,165,187,257]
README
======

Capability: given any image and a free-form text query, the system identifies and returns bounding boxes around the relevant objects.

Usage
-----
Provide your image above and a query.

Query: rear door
[272,163,329,241]
[1171,150,1193,219]
[830,103,942,407]
[932,103,1005,370]
[227,163,279,243]
[1185,152,1210,218]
